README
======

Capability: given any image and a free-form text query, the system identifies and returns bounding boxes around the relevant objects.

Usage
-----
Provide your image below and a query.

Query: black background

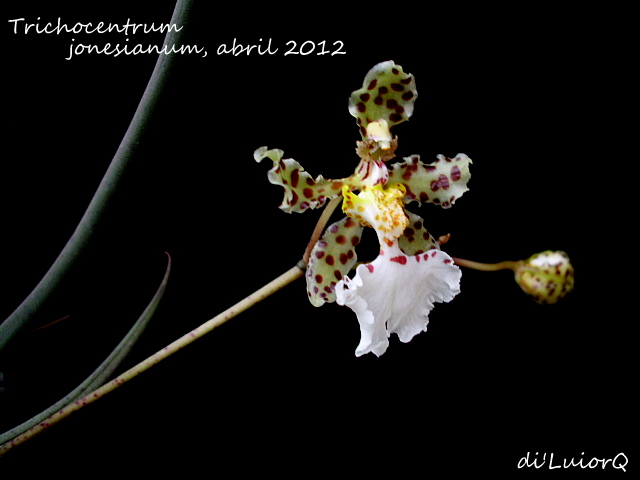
[1,1,635,475]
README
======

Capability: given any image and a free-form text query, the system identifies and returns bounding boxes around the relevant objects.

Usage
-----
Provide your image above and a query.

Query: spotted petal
[389,154,472,209]
[335,246,461,357]
[254,147,343,213]
[398,211,440,256]
[306,216,363,307]
[348,61,417,137]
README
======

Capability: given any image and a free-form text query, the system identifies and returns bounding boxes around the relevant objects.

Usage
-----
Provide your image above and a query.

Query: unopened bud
[514,250,574,304]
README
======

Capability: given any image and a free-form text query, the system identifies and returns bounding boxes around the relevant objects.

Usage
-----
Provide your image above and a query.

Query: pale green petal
[254,147,343,213]
[389,153,472,208]
[398,211,440,256]
[348,61,417,137]
[306,216,363,307]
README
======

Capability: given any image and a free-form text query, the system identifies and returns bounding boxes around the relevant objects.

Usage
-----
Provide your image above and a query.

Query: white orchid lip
[336,246,461,357]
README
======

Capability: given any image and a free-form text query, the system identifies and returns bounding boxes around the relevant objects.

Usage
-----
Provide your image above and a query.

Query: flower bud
[514,250,574,304]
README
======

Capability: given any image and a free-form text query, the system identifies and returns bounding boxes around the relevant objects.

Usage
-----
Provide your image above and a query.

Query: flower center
[341,183,409,248]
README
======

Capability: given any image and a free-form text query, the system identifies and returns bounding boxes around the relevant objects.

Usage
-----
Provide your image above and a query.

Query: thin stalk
[0,254,171,447]
[302,196,342,264]
[452,257,520,272]
[0,263,304,456]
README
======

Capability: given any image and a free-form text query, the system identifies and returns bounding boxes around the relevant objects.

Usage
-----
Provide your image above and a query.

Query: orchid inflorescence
[0,58,576,457]
[256,60,574,356]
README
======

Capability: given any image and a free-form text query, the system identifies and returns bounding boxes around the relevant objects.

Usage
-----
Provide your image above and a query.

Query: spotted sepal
[348,61,417,137]
[389,153,472,209]
[398,211,440,256]
[254,147,343,213]
[306,216,363,307]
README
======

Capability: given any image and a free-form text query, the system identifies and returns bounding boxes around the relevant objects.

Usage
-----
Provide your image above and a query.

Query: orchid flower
[255,61,472,356]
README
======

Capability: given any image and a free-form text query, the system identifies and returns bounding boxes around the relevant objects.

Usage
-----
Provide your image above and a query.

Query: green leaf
[0,254,171,446]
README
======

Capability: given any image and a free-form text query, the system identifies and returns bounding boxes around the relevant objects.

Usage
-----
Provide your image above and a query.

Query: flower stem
[451,257,520,272]
[302,196,342,264]
[0,263,304,456]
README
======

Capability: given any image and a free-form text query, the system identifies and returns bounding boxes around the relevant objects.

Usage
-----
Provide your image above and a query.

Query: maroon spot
[419,191,430,203]
[374,96,383,105]
[444,259,452,264]
[386,99,398,109]
[404,228,415,237]
[315,274,323,283]
[451,165,461,181]
[423,253,430,261]
[329,223,340,233]
[400,77,412,85]
[389,113,403,122]
[367,79,377,90]
[300,201,310,210]
[334,270,343,280]
[344,217,356,228]
[290,169,300,188]
[326,255,335,266]
[336,235,347,244]
[290,191,299,205]
[339,253,349,265]
[401,91,414,101]
[430,175,450,192]
[351,235,360,246]
[324,286,333,293]
[395,106,405,114]
[431,251,438,257]
[392,67,399,75]
[390,83,404,92]
[360,93,370,102]
[357,103,366,113]
[303,188,314,198]
[378,86,389,95]
[315,250,325,259]
[366,264,375,273]
[390,256,407,265]
[306,177,315,185]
